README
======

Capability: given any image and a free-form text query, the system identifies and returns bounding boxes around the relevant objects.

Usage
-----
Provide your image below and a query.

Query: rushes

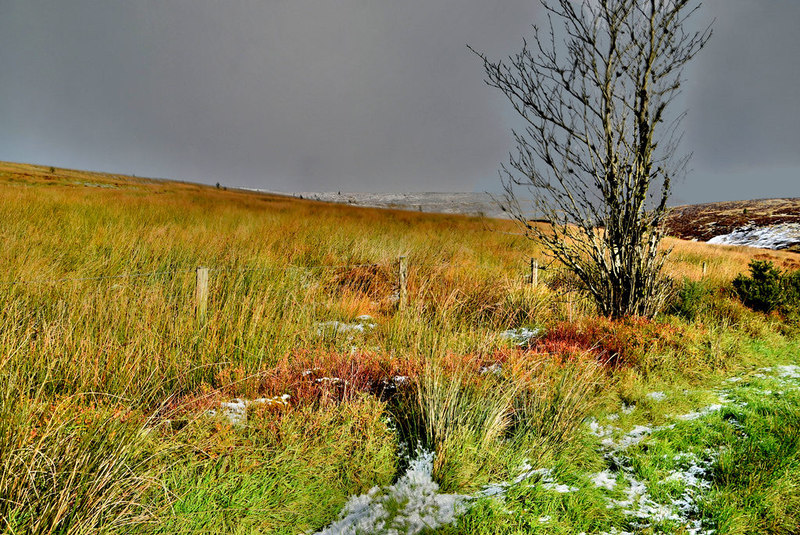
[412,359,516,489]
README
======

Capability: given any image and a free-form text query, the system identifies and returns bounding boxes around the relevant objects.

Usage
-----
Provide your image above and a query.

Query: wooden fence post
[530,258,539,287]
[398,256,408,310]
[195,267,209,326]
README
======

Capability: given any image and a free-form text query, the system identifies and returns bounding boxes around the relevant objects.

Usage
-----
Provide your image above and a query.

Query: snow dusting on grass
[317,453,581,534]
[317,363,800,534]
[315,316,377,336]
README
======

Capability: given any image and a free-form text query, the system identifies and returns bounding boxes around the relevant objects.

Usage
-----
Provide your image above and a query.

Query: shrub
[732,260,800,314]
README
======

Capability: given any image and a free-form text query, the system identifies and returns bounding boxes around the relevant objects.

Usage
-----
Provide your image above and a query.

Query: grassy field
[1,161,799,534]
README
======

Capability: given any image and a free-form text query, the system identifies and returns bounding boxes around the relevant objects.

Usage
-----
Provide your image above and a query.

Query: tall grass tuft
[391,357,516,491]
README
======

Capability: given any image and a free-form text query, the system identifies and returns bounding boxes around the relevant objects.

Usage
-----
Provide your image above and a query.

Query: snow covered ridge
[707,222,800,250]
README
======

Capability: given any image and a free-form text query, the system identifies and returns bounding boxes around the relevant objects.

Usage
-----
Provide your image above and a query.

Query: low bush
[732,260,800,314]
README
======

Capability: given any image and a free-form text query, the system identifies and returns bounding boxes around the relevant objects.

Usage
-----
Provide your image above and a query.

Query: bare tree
[472,0,711,319]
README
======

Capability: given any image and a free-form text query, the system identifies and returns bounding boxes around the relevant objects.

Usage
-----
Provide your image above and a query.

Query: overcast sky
[1,0,798,204]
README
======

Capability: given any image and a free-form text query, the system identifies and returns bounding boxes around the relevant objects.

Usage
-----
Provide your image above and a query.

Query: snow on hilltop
[707,223,800,250]
[666,198,800,251]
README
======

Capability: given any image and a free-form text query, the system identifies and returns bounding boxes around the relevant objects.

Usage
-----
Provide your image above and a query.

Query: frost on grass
[646,392,666,401]
[315,450,468,535]
[499,327,540,346]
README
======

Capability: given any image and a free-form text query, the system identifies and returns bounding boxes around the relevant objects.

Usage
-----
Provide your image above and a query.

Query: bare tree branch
[472,0,711,319]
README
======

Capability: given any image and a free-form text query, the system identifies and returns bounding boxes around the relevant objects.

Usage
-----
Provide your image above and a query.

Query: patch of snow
[315,450,468,535]
[499,327,540,346]
[716,392,733,404]
[610,425,654,450]
[479,464,576,497]
[587,418,618,439]
[316,377,347,386]
[208,394,290,426]
[707,222,800,250]
[621,404,635,415]
[479,363,503,375]
[646,392,667,401]
[776,365,800,379]
[591,471,618,490]
[676,404,723,421]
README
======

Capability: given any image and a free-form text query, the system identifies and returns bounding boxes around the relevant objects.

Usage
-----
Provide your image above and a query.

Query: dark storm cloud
[0,1,798,201]
[0,0,540,191]
[676,0,800,203]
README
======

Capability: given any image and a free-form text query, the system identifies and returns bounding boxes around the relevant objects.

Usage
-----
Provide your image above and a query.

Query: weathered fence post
[398,256,408,310]
[195,266,209,326]
[702,262,707,279]
[530,258,539,287]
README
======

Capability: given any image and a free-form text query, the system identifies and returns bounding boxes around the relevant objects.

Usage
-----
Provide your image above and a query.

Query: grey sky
[1,0,798,203]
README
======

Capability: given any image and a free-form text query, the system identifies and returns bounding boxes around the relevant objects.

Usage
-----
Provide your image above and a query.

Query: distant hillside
[666,198,800,252]
[255,191,515,219]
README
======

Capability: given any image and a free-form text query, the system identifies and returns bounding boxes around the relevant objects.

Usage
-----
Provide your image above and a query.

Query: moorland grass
[1,161,799,533]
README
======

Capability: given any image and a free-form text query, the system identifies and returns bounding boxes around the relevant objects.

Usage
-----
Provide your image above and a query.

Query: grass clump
[392,358,516,491]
